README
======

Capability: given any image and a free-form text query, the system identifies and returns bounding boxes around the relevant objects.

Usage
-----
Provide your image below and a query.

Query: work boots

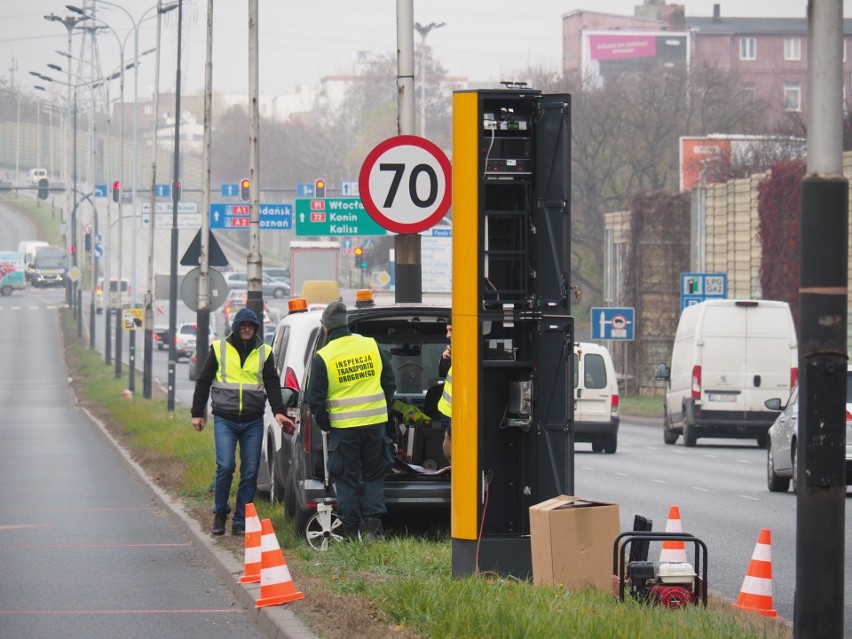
[360,517,384,542]
[211,512,227,536]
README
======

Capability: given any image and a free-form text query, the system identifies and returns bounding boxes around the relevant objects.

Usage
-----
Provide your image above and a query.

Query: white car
[765,364,852,493]
[573,342,620,454]
[174,322,215,361]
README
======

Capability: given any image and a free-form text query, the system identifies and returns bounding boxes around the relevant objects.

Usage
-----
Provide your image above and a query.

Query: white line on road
[740,495,759,501]
[736,459,752,464]
[692,486,710,492]
[703,454,719,459]
[614,472,630,477]
[651,479,668,484]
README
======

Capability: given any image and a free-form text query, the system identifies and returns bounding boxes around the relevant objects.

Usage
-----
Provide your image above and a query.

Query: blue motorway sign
[155,183,171,198]
[94,184,107,198]
[221,183,239,197]
[209,203,293,230]
[591,307,635,341]
[680,272,727,311]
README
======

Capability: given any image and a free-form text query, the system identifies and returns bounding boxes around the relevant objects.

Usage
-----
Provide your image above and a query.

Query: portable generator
[613,530,708,608]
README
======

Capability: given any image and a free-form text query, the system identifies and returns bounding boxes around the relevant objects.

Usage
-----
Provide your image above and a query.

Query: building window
[784,38,801,61]
[739,37,756,60]
[784,82,802,111]
[742,82,756,102]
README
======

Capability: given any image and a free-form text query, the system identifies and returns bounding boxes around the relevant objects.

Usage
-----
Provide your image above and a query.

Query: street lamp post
[413,21,445,139]
[43,12,89,305]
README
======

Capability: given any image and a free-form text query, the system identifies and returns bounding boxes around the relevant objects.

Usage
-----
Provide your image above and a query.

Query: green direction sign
[294,197,387,237]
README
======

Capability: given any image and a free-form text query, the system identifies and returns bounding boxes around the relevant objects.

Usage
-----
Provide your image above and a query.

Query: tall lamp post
[413,21,445,139]
[43,12,89,305]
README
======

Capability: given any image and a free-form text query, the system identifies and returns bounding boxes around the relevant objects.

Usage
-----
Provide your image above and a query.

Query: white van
[574,342,620,454]
[655,299,798,448]
[17,240,49,266]
[95,277,131,314]
[29,168,47,185]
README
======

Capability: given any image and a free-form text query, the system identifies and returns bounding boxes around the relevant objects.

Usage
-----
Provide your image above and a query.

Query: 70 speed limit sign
[359,135,452,234]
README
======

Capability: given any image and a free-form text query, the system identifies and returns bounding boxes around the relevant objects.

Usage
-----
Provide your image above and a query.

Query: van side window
[583,354,608,389]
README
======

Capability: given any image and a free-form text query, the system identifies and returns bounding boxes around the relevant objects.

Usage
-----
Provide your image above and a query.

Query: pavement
[80,404,320,639]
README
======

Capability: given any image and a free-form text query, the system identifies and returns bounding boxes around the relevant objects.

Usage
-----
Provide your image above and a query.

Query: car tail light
[845,409,852,422]
[790,367,798,389]
[283,367,300,391]
[691,365,701,400]
[611,394,619,412]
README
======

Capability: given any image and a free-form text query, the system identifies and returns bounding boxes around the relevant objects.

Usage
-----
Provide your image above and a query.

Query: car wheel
[756,432,768,449]
[603,434,617,454]
[270,453,286,504]
[188,363,196,381]
[283,469,296,519]
[683,422,697,447]
[663,410,679,445]
[274,287,285,299]
[767,445,790,492]
[591,442,603,453]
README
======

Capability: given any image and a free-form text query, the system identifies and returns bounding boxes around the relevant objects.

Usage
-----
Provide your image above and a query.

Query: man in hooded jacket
[191,307,292,536]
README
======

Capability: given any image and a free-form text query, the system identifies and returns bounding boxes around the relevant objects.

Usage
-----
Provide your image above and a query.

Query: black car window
[583,353,607,389]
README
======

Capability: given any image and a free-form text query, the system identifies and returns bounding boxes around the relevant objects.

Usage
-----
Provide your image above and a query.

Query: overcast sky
[0,1,840,101]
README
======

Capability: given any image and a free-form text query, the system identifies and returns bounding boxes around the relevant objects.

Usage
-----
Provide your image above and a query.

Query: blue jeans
[212,415,263,527]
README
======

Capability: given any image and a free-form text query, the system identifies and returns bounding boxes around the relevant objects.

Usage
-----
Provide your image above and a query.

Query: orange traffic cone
[255,519,304,608]
[239,503,262,584]
[732,528,777,617]
[659,505,688,563]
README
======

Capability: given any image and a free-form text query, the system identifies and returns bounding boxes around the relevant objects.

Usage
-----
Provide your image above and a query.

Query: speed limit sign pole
[359,135,452,303]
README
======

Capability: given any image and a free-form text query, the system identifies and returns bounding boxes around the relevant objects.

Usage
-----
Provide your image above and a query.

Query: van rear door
[699,302,794,416]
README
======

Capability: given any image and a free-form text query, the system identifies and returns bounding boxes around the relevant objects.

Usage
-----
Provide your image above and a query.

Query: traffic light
[354,246,367,269]
[112,180,121,203]
[314,178,326,198]
[37,178,49,200]
[84,231,92,252]
[69,243,75,255]
[240,178,250,201]
[173,179,182,201]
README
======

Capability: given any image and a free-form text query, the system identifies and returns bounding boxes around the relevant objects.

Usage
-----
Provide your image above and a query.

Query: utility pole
[395,0,421,303]
[144,0,167,399]
[167,0,184,411]
[246,0,263,324]
[795,1,847,637]
[195,0,214,381]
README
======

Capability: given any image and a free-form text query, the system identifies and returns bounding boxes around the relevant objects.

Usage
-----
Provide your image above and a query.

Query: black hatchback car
[273,302,452,536]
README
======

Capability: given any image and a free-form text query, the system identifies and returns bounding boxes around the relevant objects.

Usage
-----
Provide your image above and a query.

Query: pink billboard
[588,34,657,61]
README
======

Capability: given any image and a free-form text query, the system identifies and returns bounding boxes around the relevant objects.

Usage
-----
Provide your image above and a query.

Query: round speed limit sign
[359,135,452,234]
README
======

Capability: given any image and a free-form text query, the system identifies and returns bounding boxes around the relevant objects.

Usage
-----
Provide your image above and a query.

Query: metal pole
[167,0,184,411]
[195,0,214,375]
[128,13,141,393]
[144,1,166,399]
[114,41,126,380]
[796,2,847,637]
[395,0,421,303]
[246,0,263,324]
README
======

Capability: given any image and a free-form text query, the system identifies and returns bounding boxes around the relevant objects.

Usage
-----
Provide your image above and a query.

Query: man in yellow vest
[437,322,452,463]
[191,308,292,537]
[307,302,396,541]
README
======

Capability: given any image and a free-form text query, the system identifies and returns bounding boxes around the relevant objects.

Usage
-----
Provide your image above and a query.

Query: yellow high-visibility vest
[438,365,452,417]
[318,334,387,429]
[210,339,269,415]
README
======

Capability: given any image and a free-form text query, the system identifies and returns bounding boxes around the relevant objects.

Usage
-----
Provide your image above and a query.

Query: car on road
[95,278,131,314]
[223,271,290,298]
[264,266,290,282]
[573,342,620,454]
[174,322,215,361]
[257,295,452,535]
[765,364,852,493]
[222,289,271,328]
[153,324,170,350]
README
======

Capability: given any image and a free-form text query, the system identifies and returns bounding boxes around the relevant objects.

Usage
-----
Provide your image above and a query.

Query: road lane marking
[692,486,710,492]
[703,454,718,458]
[614,472,630,477]
[740,495,759,501]
[651,479,668,484]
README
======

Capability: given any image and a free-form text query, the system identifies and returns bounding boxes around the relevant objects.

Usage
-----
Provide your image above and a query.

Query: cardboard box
[529,495,620,590]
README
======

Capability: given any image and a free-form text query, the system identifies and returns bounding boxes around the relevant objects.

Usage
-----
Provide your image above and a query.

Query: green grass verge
[61,309,789,639]
[620,395,663,419]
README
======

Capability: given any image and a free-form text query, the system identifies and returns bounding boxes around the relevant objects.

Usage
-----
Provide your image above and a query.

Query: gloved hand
[319,423,331,433]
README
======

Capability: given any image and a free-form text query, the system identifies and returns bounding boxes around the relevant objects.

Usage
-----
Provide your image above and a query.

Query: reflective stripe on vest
[318,334,387,428]
[437,366,452,417]
[211,339,269,415]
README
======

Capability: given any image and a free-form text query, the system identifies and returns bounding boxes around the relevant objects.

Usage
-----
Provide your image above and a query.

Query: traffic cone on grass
[255,518,304,608]
[732,528,777,617]
[239,503,262,584]
[659,505,688,563]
